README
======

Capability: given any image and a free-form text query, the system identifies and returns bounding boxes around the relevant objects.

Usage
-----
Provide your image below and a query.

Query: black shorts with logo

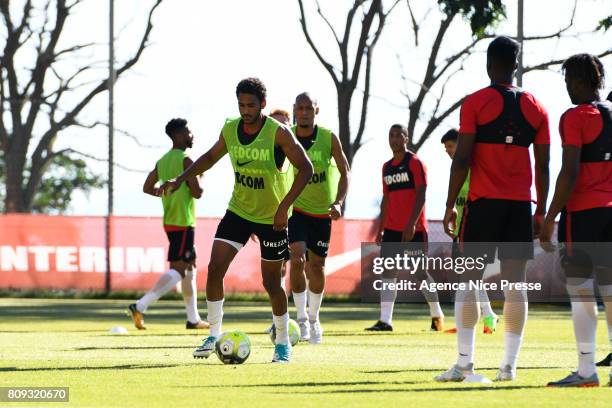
[460,198,534,262]
[288,211,332,257]
[558,206,612,268]
[166,227,196,263]
[215,210,288,261]
[380,229,428,258]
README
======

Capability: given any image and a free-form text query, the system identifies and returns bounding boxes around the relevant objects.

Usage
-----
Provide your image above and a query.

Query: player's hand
[159,179,180,195]
[375,229,383,246]
[250,234,259,243]
[539,217,556,253]
[329,203,342,220]
[402,223,415,242]
[443,207,457,237]
[532,213,544,239]
[152,187,162,197]
[273,204,289,231]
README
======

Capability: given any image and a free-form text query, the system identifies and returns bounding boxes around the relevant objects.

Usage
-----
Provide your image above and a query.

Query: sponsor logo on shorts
[262,238,288,248]
[317,241,329,248]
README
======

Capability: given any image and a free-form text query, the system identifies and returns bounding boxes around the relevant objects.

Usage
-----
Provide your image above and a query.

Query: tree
[297,0,401,164]
[400,0,612,152]
[0,0,162,213]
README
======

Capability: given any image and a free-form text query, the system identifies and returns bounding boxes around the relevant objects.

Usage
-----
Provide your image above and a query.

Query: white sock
[307,289,323,322]
[136,269,182,313]
[273,312,290,345]
[567,278,597,377]
[421,272,443,318]
[293,291,308,322]
[207,299,224,337]
[455,289,478,367]
[182,268,201,324]
[501,333,523,371]
[380,278,397,325]
[479,289,495,317]
[597,284,612,353]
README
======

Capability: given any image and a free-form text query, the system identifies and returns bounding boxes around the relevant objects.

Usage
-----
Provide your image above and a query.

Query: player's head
[294,92,319,128]
[236,77,267,124]
[440,128,459,159]
[562,53,605,104]
[165,118,193,149]
[486,36,520,82]
[388,124,408,153]
[270,108,291,126]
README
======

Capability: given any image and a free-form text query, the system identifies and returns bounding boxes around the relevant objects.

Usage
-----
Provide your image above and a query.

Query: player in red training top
[437,36,550,383]
[542,54,612,388]
[365,124,445,333]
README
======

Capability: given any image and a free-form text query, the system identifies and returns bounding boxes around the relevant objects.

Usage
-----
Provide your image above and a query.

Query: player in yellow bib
[288,93,350,344]
[161,78,313,363]
[128,118,209,330]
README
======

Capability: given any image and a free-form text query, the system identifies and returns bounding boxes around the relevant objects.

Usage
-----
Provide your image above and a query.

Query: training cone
[109,326,129,335]
[463,374,492,384]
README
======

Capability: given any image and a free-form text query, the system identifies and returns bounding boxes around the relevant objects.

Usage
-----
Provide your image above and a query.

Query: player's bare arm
[183,157,203,199]
[274,126,314,231]
[404,184,425,242]
[533,143,550,238]
[444,132,474,235]
[329,132,350,220]
[143,168,160,197]
[376,192,389,245]
[160,133,227,194]
[540,146,580,250]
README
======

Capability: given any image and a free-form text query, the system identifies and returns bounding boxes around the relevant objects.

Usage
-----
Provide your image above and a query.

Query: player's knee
[290,253,306,269]
[207,260,227,281]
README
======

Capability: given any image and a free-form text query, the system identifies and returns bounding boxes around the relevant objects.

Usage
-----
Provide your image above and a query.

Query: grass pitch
[0,298,610,407]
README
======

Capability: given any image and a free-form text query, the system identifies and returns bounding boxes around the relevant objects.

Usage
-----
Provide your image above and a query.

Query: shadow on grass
[359,366,565,374]
[0,363,203,372]
[178,380,424,388]
[277,385,543,394]
[72,346,196,351]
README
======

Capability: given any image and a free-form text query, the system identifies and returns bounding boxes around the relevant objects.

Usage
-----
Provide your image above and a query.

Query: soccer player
[161,78,313,363]
[288,92,350,344]
[365,124,445,332]
[437,36,550,382]
[542,54,611,388]
[441,129,498,334]
[128,118,209,330]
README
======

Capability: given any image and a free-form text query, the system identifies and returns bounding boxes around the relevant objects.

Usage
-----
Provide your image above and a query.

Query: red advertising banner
[0,215,384,294]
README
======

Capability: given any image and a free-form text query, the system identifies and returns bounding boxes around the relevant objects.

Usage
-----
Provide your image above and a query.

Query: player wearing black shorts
[438,37,550,382]
[365,124,445,333]
[542,55,612,388]
[288,92,350,344]
[128,118,209,330]
[161,78,313,363]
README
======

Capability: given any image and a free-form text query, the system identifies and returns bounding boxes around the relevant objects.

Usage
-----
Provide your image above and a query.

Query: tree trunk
[337,88,354,164]
[4,144,27,213]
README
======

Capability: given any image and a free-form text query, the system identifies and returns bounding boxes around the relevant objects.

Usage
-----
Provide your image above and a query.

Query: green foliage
[438,0,506,38]
[597,15,612,31]
[30,154,106,214]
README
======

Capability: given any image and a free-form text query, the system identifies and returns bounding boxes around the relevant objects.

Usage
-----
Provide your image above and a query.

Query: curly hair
[236,77,267,103]
[165,118,187,138]
[562,53,605,91]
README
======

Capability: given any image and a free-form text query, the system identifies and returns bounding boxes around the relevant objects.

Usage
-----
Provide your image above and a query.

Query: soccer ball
[215,330,251,364]
[269,319,300,346]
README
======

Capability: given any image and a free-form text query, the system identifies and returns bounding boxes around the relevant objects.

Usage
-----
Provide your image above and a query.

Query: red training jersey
[559,103,612,212]
[381,151,428,232]
[459,84,550,202]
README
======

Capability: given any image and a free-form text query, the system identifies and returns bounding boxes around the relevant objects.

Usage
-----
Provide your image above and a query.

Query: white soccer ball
[215,330,251,364]
[269,319,300,346]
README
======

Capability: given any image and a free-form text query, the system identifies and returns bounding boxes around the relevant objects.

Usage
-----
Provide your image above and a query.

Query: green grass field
[0,298,610,407]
